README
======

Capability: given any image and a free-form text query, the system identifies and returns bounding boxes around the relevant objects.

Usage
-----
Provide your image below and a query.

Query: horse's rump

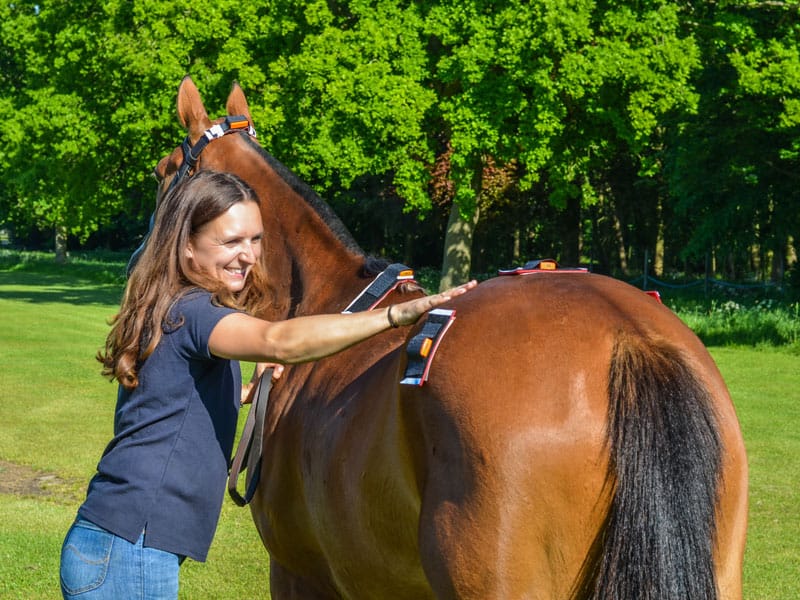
[399,274,744,599]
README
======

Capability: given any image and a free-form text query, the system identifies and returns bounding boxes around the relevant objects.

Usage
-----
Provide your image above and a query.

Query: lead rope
[228,367,273,507]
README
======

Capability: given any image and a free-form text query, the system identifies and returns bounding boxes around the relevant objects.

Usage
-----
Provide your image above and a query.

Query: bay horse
[154,77,747,599]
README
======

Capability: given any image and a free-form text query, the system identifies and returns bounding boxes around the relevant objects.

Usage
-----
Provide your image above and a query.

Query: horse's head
[153,77,376,318]
[154,76,257,201]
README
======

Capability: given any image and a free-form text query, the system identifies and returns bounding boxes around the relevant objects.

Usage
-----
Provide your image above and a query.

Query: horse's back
[418,272,730,421]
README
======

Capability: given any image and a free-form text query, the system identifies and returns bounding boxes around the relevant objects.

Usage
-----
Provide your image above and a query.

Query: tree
[424,1,701,282]
[1,0,795,284]
[0,0,276,253]
[254,1,702,286]
[665,0,800,281]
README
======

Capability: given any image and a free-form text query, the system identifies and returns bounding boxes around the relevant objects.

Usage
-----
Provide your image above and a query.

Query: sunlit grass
[1,250,798,598]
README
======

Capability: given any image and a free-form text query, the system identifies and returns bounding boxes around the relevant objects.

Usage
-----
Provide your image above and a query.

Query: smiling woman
[185,201,263,294]
[59,169,475,600]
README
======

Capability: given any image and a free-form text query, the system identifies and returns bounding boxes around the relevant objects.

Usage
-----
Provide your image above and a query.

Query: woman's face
[185,200,264,292]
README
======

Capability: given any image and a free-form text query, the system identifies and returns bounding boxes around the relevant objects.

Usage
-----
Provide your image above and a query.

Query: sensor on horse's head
[168,114,257,193]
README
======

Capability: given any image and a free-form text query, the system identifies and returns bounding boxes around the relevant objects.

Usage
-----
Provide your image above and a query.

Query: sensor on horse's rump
[152,76,747,599]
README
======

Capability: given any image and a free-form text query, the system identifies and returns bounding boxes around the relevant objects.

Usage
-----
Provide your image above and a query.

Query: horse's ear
[176,75,210,138]
[226,82,253,127]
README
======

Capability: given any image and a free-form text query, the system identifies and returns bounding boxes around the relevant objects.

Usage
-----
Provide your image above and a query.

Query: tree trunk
[750,243,761,278]
[403,231,414,266]
[610,201,629,275]
[512,226,521,263]
[654,198,664,277]
[54,225,68,264]
[771,249,783,283]
[439,202,480,292]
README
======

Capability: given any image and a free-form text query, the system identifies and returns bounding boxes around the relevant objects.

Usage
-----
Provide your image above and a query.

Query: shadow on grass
[696,325,787,348]
[0,271,122,306]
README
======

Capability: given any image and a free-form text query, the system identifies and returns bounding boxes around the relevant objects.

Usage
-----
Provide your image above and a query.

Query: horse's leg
[417,450,609,599]
[714,449,748,599]
[708,373,749,599]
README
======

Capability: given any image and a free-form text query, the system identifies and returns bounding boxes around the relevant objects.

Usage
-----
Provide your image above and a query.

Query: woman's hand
[387,280,478,327]
[241,362,285,405]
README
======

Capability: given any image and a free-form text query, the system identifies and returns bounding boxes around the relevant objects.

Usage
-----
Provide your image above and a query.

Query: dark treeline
[1,1,798,284]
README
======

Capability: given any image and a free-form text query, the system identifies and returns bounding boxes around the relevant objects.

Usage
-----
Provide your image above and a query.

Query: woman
[59,170,475,599]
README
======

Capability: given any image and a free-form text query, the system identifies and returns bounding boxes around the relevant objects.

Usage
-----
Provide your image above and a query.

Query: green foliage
[266,1,436,208]
[422,1,700,205]
[0,0,797,285]
[666,0,800,265]
[675,298,800,351]
[0,0,279,244]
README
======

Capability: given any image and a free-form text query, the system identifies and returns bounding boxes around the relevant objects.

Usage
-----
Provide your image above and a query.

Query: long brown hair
[98,170,273,389]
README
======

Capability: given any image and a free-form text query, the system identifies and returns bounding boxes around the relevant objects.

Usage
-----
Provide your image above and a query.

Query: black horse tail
[575,333,723,599]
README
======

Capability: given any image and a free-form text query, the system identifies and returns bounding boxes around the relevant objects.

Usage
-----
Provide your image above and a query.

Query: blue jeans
[60,517,181,599]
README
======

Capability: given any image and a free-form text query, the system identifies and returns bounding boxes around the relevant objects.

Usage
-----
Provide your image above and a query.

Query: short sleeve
[168,290,240,360]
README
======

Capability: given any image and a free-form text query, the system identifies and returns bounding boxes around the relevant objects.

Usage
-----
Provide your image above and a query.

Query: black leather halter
[166,114,256,193]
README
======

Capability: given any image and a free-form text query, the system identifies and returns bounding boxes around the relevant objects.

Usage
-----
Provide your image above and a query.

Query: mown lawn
[0,260,268,599]
[1,252,797,598]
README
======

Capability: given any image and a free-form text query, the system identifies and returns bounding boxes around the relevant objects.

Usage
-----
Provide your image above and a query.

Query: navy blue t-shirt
[79,289,242,561]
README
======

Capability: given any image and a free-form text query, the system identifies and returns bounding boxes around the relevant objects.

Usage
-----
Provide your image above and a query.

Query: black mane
[244,137,391,278]
[244,137,366,256]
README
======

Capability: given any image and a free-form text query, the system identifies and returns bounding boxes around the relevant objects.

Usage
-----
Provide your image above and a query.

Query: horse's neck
[270,215,366,318]
[248,154,368,318]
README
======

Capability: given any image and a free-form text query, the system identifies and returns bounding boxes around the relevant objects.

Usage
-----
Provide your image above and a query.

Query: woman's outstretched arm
[209,281,477,364]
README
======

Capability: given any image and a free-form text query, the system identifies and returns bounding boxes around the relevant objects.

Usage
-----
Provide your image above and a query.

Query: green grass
[0,253,268,599]
[673,297,800,352]
[0,498,77,598]
[711,347,800,599]
[0,249,129,286]
[1,251,798,598]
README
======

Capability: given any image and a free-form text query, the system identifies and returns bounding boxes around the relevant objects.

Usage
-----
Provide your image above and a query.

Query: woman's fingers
[442,280,477,299]
[432,280,478,305]
[395,280,477,325]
